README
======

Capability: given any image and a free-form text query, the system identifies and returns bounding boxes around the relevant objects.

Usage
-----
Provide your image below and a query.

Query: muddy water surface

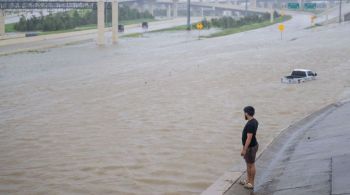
[1,15,350,194]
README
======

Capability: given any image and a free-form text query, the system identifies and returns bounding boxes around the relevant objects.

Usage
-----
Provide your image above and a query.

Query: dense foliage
[195,11,280,29]
[109,6,153,22]
[14,6,153,32]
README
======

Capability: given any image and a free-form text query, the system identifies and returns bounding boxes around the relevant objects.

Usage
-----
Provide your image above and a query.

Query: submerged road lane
[0,17,204,55]
[1,11,350,195]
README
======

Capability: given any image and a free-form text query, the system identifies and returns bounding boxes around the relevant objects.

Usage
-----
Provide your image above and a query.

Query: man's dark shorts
[244,144,259,164]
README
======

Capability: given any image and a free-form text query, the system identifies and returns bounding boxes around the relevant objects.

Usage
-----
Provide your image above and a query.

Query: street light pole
[339,0,342,23]
[187,0,191,30]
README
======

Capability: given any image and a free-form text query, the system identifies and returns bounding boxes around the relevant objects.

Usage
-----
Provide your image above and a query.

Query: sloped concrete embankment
[224,100,350,195]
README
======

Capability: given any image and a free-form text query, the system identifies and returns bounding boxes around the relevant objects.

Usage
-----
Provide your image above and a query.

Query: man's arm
[244,133,253,151]
[241,133,253,156]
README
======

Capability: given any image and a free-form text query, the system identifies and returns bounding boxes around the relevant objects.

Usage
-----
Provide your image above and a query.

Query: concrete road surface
[225,100,350,195]
[316,2,350,24]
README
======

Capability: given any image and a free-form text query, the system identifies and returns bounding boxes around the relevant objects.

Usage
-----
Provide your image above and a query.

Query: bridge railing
[0,1,123,10]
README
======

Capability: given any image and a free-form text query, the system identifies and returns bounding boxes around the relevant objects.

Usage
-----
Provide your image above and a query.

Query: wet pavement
[1,12,350,194]
[0,17,204,56]
[225,101,350,195]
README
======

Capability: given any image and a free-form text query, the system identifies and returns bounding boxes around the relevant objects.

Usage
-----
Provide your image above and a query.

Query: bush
[14,6,154,32]
[209,12,272,29]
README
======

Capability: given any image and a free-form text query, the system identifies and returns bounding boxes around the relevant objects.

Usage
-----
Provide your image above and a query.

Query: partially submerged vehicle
[118,25,124,33]
[281,69,317,84]
[142,22,148,30]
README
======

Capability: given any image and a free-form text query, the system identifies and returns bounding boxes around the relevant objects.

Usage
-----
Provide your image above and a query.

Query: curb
[0,39,93,57]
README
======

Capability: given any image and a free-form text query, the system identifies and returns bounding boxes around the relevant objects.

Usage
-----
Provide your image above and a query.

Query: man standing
[239,106,259,189]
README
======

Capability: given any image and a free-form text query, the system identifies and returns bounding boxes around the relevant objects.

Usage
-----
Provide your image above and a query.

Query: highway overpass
[0,0,347,45]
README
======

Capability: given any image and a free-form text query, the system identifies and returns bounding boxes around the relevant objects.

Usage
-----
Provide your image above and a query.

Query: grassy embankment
[6,16,291,38]
[123,15,292,39]
[121,24,189,38]
[5,23,16,33]
[205,15,291,38]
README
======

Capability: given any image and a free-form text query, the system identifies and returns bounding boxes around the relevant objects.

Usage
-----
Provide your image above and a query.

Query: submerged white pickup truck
[281,69,317,84]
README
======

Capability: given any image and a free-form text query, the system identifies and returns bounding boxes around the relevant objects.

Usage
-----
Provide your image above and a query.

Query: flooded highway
[1,14,350,194]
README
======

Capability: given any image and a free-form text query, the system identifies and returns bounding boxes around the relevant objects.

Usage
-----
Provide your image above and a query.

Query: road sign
[278,23,285,40]
[304,3,316,10]
[278,24,285,32]
[196,22,203,30]
[287,3,300,10]
[196,22,203,40]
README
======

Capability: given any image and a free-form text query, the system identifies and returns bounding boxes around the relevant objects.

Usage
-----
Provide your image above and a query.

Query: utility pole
[245,0,248,16]
[187,0,191,30]
[339,0,342,23]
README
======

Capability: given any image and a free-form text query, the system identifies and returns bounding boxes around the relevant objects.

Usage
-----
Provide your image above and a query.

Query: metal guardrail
[0,0,177,10]
[0,1,97,10]
[0,1,136,10]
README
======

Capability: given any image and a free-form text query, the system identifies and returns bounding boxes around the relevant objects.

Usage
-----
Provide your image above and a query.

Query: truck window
[292,71,306,77]
[308,71,314,76]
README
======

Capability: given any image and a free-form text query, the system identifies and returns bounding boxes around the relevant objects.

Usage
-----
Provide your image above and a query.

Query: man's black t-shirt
[242,118,259,147]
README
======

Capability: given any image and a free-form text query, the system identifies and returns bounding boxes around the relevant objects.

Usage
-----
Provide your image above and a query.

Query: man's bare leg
[247,163,256,185]
[246,163,251,184]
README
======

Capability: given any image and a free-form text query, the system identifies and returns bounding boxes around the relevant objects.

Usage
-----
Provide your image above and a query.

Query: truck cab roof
[293,69,312,72]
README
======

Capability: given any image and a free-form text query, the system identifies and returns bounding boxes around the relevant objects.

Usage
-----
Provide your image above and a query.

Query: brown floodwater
[1,14,350,194]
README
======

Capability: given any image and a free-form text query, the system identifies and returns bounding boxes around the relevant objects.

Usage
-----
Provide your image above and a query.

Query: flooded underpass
[1,14,350,194]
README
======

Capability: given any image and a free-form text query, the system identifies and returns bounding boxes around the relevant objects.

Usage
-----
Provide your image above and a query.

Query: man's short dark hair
[244,106,255,116]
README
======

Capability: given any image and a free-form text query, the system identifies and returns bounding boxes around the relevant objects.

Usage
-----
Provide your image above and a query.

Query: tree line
[196,11,280,29]
[14,6,154,32]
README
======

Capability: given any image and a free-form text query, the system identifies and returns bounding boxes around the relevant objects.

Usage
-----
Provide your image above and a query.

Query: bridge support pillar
[167,4,171,18]
[298,0,304,10]
[173,0,178,18]
[97,0,105,46]
[0,10,4,36]
[112,0,118,44]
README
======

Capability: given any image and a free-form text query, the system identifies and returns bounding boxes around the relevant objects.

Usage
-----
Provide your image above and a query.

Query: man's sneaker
[244,183,254,189]
[239,179,247,185]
